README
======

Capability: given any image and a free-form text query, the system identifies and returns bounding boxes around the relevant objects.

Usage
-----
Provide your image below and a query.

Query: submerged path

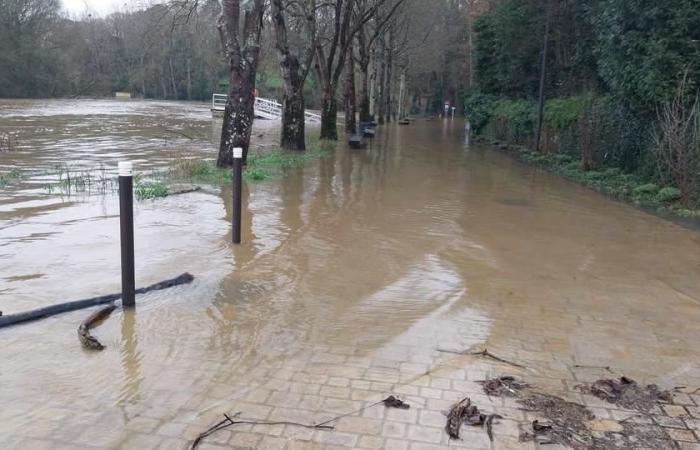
[2,106,700,449]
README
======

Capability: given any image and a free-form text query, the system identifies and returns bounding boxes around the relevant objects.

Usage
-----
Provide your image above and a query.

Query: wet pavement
[1,100,700,449]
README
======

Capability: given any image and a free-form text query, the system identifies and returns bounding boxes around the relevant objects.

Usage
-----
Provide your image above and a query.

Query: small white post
[232,148,243,244]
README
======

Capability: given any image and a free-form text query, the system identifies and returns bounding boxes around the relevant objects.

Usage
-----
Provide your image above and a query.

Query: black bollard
[118,161,135,308]
[232,147,243,244]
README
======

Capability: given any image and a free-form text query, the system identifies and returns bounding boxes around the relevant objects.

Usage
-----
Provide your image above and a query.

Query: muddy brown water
[1,100,700,448]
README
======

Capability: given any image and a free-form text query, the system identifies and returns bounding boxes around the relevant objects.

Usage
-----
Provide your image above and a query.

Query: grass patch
[171,136,332,186]
[134,180,168,200]
[0,168,22,187]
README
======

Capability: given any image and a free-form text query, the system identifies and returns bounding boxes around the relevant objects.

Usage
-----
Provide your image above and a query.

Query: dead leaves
[445,397,502,441]
[577,376,673,411]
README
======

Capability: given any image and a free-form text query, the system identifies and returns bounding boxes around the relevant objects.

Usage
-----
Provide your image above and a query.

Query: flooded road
[1,100,700,449]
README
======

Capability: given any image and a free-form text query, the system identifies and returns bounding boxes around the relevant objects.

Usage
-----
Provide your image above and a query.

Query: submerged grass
[134,180,168,200]
[0,168,23,187]
[171,135,332,185]
[495,143,700,223]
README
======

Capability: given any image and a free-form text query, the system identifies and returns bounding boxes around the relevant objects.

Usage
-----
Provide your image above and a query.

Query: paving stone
[384,438,409,450]
[382,421,407,438]
[358,435,385,449]
[229,431,263,447]
[688,406,700,419]
[258,436,287,450]
[313,429,358,447]
[406,424,443,443]
[666,428,699,443]
[655,414,688,428]
[386,406,418,424]
[588,419,624,432]
[320,386,351,399]
[336,416,382,435]
[665,404,690,417]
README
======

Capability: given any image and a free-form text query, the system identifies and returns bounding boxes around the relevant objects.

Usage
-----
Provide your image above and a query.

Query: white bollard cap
[118,161,133,176]
[233,147,243,159]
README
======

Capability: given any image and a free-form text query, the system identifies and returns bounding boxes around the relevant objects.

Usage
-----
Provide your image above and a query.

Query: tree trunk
[385,28,394,123]
[271,0,316,151]
[186,57,192,100]
[216,0,265,167]
[168,56,177,99]
[321,90,338,140]
[360,63,371,122]
[344,47,357,134]
[281,90,306,151]
[357,31,372,122]
[218,69,256,167]
[378,40,386,125]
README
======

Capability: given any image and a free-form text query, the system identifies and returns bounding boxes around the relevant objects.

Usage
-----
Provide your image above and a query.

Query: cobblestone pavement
[3,304,700,450]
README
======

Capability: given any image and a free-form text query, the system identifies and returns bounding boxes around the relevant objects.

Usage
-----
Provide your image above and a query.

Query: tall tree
[216,0,266,166]
[314,0,355,140]
[270,0,317,151]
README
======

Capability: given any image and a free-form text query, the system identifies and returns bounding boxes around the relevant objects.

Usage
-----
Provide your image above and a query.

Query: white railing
[212,94,228,111]
[211,94,322,123]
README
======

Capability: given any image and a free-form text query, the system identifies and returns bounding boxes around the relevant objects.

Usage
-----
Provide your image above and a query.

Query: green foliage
[544,97,586,130]
[593,0,700,113]
[632,183,659,196]
[463,90,496,134]
[657,187,682,203]
[0,168,22,187]
[170,135,331,185]
[490,99,536,142]
[134,181,168,200]
[473,0,544,97]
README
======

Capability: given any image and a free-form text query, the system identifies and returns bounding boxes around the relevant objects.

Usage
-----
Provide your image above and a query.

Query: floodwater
[1,99,700,449]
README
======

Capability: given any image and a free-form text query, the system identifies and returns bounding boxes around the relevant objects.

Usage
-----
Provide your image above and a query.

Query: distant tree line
[0,0,224,100]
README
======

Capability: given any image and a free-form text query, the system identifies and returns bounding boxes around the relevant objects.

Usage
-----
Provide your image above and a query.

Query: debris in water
[436,347,526,368]
[532,419,553,433]
[577,376,672,411]
[478,376,529,397]
[192,413,334,449]
[194,396,410,449]
[518,393,594,447]
[0,272,194,328]
[77,304,117,350]
[383,395,410,409]
[445,397,501,441]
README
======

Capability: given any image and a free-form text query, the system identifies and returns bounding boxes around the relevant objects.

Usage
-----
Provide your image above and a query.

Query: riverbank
[482,138,700,228]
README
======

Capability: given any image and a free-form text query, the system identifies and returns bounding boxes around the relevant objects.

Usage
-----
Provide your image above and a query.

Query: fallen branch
[471,349,526,368]
[192,414,334,450]
[573,364,614,373]
[78,304,117,350]
[192,396,410,449]
[0,273,194,328]
[438,347,526,369]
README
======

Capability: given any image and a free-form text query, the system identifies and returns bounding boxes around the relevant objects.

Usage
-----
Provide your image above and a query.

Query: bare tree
[654,76,700,206]
[217,0,266,166]
[355,0,408,122]
[270,0,317,151]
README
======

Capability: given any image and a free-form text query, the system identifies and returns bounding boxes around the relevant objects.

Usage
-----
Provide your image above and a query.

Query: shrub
[491,99,536,143]
[657,187,682,203]
[463,90,496,135]
[633,183,659,196]
[545,97,587,131]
